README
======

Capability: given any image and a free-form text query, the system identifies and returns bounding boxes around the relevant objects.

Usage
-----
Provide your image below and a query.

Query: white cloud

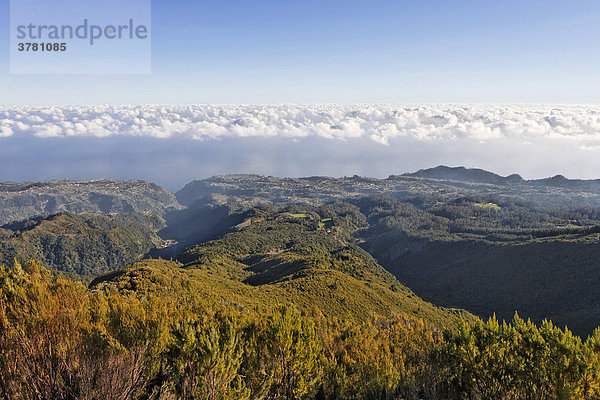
[1,104,600,146]
[0,125,13,137]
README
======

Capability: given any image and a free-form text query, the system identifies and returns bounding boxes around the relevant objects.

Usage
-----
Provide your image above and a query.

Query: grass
[474,202,501,211]
[319,218,334,229]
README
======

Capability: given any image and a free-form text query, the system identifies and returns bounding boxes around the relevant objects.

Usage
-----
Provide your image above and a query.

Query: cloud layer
[2,104,600,146]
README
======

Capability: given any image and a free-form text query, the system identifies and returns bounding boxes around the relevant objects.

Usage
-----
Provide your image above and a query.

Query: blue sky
[1,0,600,104]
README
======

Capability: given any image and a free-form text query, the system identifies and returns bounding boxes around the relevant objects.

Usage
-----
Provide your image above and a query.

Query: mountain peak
[403,165,521,185]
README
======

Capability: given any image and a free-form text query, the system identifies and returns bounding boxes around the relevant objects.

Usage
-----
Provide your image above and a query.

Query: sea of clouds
[1,104,600,188]
[1,104,600,147]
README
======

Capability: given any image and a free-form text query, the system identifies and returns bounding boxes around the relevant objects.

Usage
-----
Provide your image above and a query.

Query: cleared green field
[319,218,334,229]
[474,202,501,210]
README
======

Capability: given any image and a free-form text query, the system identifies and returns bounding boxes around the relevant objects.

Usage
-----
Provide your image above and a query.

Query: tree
[166,311,249,400]
[242,305,323,400]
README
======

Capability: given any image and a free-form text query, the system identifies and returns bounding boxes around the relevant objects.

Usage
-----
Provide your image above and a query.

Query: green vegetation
[473,202,501,210]
[354,194,600,336]
[106,207,461,327]
[0,212,164,276]
[5,169,600,397]
[5,172,600,337]
[319,218,333,229]
[2,261,600,399]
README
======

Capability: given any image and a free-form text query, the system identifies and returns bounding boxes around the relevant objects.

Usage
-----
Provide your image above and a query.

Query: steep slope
[0,212,165,276]
[171,173,600,336]
[155,202,257,254]
[375,237,600,337]
[5,169,600,337]
[93,206,466,328]
[0,179,181,225]
[353,195,600,337]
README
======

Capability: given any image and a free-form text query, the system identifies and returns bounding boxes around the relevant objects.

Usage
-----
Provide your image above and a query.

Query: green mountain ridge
[3,167,600,337]
[3,201,600,400]
[5,168,600,398]
[91,207,464,328]
[172,172,600,337]
[0,212,165,276]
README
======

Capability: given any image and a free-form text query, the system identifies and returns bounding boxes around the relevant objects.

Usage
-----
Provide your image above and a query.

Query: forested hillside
[352,194,600,337]
[3,167,600,398]
[172,169,600,337]
[0,204,473,399]
[3,169,600,335]
[0,212,165,276]
[2,260,600,399]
